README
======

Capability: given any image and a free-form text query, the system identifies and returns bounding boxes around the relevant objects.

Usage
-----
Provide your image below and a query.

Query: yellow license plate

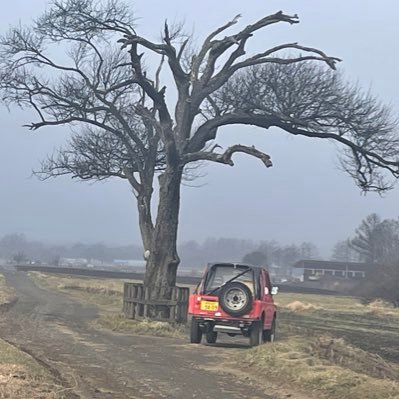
[200,301,218,311]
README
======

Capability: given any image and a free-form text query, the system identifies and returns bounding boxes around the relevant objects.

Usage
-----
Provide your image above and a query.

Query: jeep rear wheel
[219,282,253,317]
[249,321,263,347]
[190,317,202,344]
[205,331,218,344]
[263,318,276,343]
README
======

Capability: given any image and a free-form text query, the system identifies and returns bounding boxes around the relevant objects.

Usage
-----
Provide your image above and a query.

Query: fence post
[143,287,150,319]
[122,282,128,316]
[136,284,143,318]
[169,288,177,322]
[123,283,189,323]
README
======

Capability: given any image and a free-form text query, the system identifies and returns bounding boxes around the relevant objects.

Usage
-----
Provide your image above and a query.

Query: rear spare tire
[219,281,253,317]
[190,317,202,344]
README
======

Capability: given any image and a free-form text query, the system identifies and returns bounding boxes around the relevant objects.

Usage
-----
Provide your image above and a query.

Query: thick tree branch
[125,42,179,164]
[191,14,242,81]
[189,112,399,180]
[183,144,273,168]
[119,28,189,86]
[120,26,192,144]
[189,113,276,151]
[231,54,341,71]
[199,113,392,162]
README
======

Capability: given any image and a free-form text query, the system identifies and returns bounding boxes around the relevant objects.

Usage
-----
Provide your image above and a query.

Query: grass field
[28,272,399,399]
[29,271,125,307]
[277,292,399,363]
[0,273,16,306]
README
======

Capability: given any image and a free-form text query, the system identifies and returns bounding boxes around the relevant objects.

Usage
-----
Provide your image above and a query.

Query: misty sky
[1,0,399,257]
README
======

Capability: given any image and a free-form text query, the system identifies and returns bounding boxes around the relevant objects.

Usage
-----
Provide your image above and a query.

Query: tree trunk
[137,189,154,253]
[144,167,183,304]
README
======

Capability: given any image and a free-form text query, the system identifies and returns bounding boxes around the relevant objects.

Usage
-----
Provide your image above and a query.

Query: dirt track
[0,268,274,399]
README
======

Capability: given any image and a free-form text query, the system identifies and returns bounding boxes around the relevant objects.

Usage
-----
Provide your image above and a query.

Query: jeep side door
[261,269,275,329]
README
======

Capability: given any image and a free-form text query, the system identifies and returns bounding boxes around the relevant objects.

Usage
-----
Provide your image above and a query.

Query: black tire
[206,331,218,344]
[249,321,263,347]
[263,318,276,343]
[219,282,253,317]
[190,317,202,344]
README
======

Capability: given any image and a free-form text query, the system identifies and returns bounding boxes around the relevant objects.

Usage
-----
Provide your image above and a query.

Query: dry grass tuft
[31,272,125,293]
[0,364,67,398]
[0,340,72,398]
[285,300,321,312]
[242,336,399,399]
[366,299,397,316]
[312,335,398,380]
[97,314,186,338]
[56,283,121,297]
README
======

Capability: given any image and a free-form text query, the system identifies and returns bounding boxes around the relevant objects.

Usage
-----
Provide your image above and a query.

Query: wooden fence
[123,282,189,323]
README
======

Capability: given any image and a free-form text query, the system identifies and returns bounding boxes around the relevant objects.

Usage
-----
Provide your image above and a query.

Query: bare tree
[350,214,399,264]
[1,1,399,311]
[242,251,268,266]
[300,242,320,260]
[12,252,27,265]
[350,214,383,263]
[331,239,360,262]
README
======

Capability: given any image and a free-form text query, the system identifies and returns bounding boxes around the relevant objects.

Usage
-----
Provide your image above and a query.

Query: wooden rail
[123,283,189,323]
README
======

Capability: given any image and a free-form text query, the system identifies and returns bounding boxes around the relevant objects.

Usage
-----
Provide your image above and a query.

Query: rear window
[204,264,254,293]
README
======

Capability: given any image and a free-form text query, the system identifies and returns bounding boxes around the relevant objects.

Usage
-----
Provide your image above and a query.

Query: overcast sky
[1,0,399,257]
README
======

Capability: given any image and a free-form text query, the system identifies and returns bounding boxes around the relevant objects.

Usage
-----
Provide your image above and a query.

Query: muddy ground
[0,268,277,399]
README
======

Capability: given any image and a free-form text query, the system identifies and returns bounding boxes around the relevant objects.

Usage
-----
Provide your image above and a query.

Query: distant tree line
[0,234,259,269]
[0,234,326,272]
[178,238,258,269]
[242,241,320,267]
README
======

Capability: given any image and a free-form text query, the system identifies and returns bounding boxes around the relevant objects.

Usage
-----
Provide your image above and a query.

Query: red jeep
[188,263,278,346]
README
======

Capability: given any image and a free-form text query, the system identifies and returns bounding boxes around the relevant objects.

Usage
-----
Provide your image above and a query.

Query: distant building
[60,258,89,267]
[294,260,376,281]
[113,259,146,268]
[267,264,300,283]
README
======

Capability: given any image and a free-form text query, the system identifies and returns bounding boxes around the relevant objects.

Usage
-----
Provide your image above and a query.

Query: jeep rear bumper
[194,317,256,336]
[213,325,241,334]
